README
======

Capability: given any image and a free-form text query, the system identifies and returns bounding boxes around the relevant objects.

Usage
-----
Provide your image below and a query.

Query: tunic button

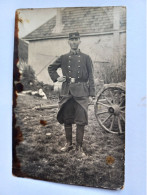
[78,65,80,68]
[69,71,71,73]
[78,77,80,78]
[78,71,80,73]
[68,66,70,68]
[78,60,80,62]
[78,55,80,57]
[69,60,71,63]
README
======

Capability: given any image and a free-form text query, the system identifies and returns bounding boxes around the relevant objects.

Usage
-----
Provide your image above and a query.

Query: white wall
[28,33,126,84]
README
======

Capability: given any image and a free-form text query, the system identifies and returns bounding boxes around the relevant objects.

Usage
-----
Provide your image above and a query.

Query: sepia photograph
[13,7,126,190]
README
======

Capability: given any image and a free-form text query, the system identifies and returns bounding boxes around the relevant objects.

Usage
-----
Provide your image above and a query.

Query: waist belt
[66,77,87,84]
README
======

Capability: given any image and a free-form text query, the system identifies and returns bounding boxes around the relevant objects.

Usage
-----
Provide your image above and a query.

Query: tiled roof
[24,7,126,40]
[18,39,28,61]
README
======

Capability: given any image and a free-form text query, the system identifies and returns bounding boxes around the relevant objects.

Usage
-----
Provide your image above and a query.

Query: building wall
[28,33,126,84]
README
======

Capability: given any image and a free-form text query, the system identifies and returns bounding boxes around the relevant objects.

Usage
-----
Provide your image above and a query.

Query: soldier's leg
[64,124,72,145]
[60,98,74,152]
[76,124,85,148]
[74,101,87,156]
[61,124,73,152]
[76,124,86,156]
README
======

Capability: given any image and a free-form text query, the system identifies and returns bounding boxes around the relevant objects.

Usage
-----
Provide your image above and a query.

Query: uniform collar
[70,49,80,55]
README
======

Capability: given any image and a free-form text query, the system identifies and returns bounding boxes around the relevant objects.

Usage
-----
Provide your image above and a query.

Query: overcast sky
[18,8,56,38]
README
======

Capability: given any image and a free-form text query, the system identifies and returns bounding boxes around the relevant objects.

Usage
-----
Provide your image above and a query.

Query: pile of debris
[18,64,60,100]
[21,88,47,99]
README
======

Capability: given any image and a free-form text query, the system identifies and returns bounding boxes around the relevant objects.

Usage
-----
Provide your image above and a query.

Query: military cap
[69,32,80,40]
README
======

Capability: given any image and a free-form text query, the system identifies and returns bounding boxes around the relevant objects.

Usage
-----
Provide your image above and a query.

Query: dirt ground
[13,94,125,190]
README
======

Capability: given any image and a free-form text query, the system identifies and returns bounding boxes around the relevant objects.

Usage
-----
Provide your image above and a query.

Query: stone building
[23,7,126,84]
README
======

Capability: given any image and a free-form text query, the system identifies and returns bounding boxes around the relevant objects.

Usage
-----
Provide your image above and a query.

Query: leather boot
[76,125,86,156]
[61,125,73,152]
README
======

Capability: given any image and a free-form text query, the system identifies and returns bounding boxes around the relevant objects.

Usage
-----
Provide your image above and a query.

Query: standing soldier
[48,32,95,156]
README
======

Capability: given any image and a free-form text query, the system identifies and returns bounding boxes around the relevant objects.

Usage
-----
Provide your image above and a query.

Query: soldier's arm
[86,56,96,97]
[48,56,62,82]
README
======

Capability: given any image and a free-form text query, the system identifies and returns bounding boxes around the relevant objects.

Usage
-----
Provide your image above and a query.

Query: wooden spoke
[120,113,125,122]
[96,111,109,115]
[97,102,110,108]
[113,90,120,104]
[102,114,112,125]
[120,106,125,110]
[118,116,122,133]
[109,90,115,103]
[116,93,121,105]
[119,99,125,107]
[104,96,113,105]
[99,99,107,102]
[120,111,125,114]
[109,115,115,131]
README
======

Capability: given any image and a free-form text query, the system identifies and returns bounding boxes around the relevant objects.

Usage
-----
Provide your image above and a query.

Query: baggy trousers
[61,97,87,126]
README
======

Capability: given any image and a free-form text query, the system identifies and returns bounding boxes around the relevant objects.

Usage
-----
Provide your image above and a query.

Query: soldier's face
[68,38,81,50]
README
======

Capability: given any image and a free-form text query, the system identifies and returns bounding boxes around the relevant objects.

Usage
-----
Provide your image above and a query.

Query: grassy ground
[14,94,125,190]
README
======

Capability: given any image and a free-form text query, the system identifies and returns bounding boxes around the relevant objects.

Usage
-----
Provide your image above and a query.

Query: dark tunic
[48,50,95,125]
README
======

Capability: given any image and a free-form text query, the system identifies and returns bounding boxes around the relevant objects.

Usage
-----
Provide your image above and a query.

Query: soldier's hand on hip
[89,96,94,104]
[57,76,66,82]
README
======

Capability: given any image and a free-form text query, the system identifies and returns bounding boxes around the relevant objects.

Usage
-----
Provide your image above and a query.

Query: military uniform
[48,32,95,153]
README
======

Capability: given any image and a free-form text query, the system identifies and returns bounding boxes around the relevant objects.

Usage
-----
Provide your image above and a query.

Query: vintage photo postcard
[13,7,126,190]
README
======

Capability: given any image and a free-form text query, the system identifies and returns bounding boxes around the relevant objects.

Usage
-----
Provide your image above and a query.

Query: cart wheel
[94,83,125,134]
